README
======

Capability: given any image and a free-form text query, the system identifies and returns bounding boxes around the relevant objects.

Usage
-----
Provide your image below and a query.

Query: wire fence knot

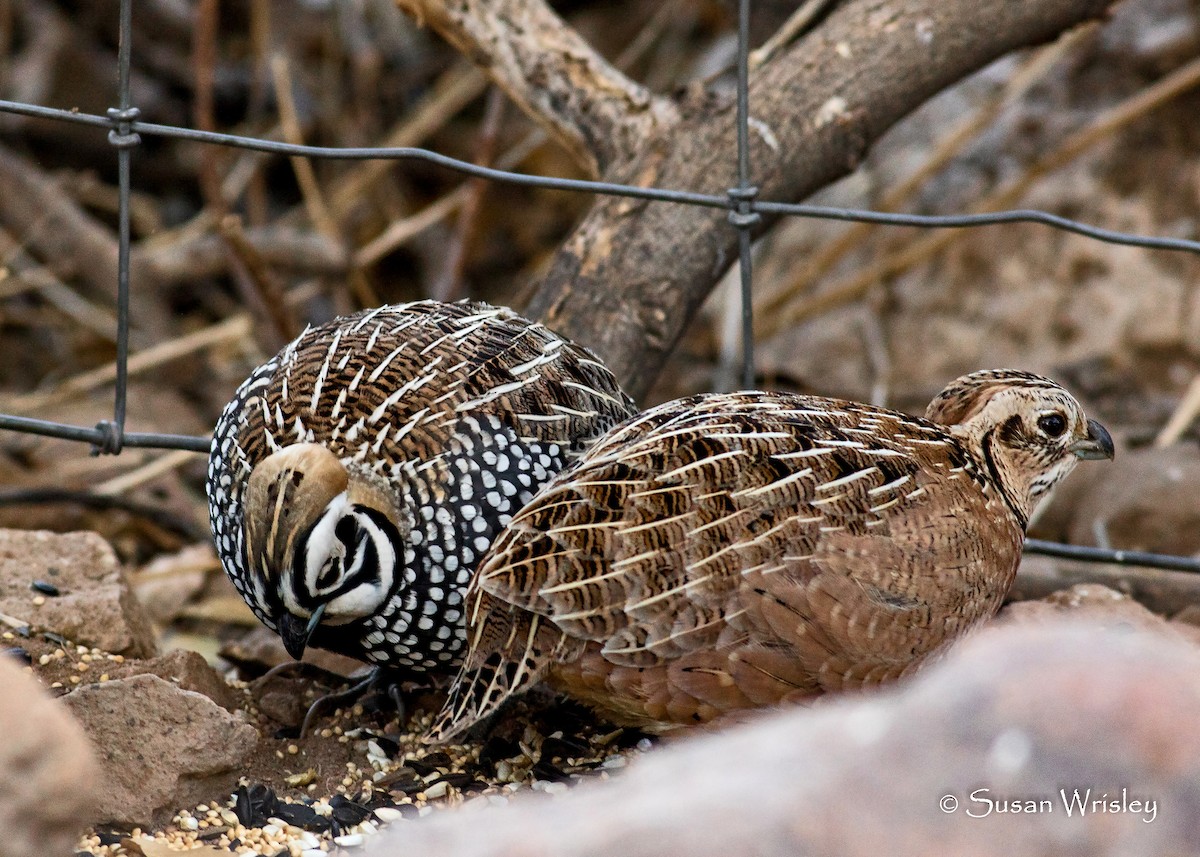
[727,186,761,228]
[106,106,141,148]
[92,420,125,456]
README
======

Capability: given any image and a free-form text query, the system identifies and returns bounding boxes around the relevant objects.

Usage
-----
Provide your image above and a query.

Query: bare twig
[1156,376,1200,448]
[431,87,507,302]
[1,315,252,416]
[0,144,157,322]
[395,0,679,176]
[219,214,301,349]
[270,53,340,241]
[748,0,837,71]
[329,61,488,218]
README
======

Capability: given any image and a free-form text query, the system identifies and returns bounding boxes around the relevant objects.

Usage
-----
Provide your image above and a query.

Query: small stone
[63,674,258,827]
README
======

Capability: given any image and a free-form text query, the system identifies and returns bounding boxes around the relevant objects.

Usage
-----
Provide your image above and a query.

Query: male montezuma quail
[429,369,1114,739]
[207,300,636,673]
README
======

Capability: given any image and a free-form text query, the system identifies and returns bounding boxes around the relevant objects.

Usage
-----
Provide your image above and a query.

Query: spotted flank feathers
[428,370,1113,740]
[207,300,637,673]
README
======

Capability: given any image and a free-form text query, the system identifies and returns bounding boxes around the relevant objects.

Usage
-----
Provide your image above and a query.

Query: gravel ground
[64,662,652,857]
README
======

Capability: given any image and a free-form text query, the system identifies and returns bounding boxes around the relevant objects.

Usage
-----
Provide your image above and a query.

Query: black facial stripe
[981,428,1028,531]
[355,505,401,539]
[316,554,342,590]
[334,515,356,547]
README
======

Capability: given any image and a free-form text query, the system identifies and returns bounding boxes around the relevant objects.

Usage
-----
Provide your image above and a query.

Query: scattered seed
[30,580,60,596]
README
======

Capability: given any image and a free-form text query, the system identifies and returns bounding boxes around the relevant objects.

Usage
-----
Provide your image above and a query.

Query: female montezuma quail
[429,370,1114,739]
[207,300,636,673]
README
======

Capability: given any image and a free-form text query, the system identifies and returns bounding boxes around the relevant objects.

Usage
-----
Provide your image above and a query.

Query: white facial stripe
[303,493,352,596]
[280,491,399,623]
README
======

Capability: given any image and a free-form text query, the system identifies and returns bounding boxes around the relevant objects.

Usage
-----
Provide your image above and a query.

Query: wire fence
[0,0,1198,574]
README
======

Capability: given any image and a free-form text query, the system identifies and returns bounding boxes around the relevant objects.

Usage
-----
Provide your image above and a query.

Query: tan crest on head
[244,443,349,582]
[925,369,1058,426]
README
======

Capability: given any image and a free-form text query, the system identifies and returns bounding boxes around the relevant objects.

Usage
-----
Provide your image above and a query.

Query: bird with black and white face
[206,300,637,675]
[428,369,1114,741]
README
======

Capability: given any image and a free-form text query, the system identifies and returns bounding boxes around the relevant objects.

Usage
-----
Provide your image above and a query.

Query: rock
[0,529,158,658]
[367,622,1200,857]
[63,674,258,827]
[0,656,98,857]
[132,544,215,625]
[221,625,365,678]
[104,648,240,711]
[249,669,311,728]
[1065,445,1200,556]
[997,582,1189,640]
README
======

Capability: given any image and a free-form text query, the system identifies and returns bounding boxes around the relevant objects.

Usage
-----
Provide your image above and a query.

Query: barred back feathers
[428,370,1114,740]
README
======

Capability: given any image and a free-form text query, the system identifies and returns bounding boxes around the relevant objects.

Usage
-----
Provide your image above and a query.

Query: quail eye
[1036,413,1067,438]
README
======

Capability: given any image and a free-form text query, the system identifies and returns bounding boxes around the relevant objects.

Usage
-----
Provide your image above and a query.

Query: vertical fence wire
[96,0,139,456]
[730,0,760,390]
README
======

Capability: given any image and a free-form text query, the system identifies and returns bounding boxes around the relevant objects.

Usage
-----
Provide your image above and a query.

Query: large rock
[368,622,1200,857]
[63,674,258,827]
[0,529,158,658]
[0,656,98,857]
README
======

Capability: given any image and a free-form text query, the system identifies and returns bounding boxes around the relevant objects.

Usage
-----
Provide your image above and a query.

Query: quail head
[206,300,636,674]
[428,369,1114,740]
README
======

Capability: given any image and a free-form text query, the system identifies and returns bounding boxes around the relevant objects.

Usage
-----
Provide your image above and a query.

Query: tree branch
[395,0,678,176]
[398,0,1119,399]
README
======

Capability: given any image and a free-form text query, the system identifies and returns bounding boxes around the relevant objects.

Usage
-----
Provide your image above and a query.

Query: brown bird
[428,369,1114,740]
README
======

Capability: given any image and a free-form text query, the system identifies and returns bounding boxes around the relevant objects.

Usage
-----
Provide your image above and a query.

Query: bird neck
[957,426,1033,530]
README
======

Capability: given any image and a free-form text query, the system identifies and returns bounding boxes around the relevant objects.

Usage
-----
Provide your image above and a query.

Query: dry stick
[1155,375,1200,448]
[93,449,200,495]
[0,230,120,342]
[764,52,1200,337]
[355,129,547,268]
[748,0,837,71]
[357,5,670,273]
[219,214,299,349]
[329,62,488,219]
[756,26,1093,324]
[270,53,341,241]
[269,52,375,306]
[139,225,345,285]
[1,314,252,415]
[192,0,224,213]
[0,144,162,328]
[394,0,677,177]
[431,87,507,302]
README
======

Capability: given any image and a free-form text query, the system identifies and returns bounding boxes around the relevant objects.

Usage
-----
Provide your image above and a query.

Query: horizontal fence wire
[0,2,1198,575]
[0,98,1198,255]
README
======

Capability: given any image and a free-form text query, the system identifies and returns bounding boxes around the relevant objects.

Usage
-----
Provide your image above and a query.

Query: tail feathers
[425,608,567,744]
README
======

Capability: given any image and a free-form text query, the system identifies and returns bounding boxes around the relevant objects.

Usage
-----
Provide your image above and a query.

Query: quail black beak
[277,603,326,660]
[1069,418,1115,461]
